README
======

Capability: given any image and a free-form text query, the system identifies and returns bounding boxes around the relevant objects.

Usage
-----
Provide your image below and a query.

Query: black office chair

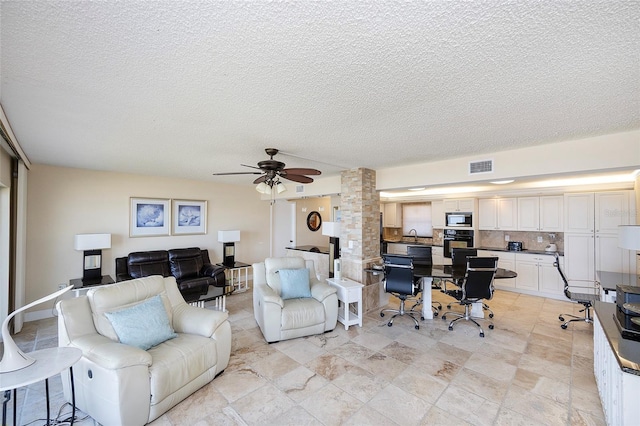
[380,254,420,330]
[441,257,498,337]
[444,248,495,318]
[406,245,441,317]
[554,253,600,329]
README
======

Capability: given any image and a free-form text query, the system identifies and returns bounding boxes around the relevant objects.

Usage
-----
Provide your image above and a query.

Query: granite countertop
[477,246,564,256]
[383,240,441,247]
[594,301,640,375]
[286,245,330,254]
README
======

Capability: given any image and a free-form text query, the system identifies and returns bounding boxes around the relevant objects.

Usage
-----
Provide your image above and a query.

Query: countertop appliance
[445,212,473,228]
[545,243,557,252]
[507,241,523,251]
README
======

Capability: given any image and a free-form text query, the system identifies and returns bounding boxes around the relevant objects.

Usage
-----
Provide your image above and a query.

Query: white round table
[1,347,81,426]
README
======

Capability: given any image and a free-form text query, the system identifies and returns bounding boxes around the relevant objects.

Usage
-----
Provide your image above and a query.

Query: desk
[1,347,81,426]
[216,261,251,293]
[596,271,639,303]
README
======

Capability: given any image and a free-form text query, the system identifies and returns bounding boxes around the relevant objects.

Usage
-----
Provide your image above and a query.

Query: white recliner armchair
[253,257,339,343]
[56,275,231,426]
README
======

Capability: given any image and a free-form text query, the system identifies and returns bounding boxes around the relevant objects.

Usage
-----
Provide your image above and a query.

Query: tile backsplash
[478,230,564,252]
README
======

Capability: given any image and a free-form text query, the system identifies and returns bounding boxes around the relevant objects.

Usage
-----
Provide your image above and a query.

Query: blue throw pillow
[279,268,312,300]
[104,295,177,350]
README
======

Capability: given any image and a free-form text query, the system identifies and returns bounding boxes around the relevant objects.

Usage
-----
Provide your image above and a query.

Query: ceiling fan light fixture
[276,181,287,194]
[256,182,270,194]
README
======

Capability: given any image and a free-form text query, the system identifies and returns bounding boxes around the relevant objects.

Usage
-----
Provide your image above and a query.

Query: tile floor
[2,288,605,425]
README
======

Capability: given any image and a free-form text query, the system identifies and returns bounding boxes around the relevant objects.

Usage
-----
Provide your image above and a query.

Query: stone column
[339,168,384,313]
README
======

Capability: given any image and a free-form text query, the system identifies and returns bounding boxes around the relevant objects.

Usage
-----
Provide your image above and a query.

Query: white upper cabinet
[564,193,595,233]
[478,198,517,230]
[518,196,563,232]
[444,198,475,212]
[383,203,402,228]
[565,191,631,234]
[431,200,444,228]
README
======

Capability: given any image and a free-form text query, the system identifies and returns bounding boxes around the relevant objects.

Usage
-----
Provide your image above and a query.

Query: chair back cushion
[407,246,433,267]
[264,257,307,295]
[88,275,174,342]
[384,263,417,296]
[127,251,171,278]
[462,257,498,301]
[451,248,478,267]
[168,248,204,281]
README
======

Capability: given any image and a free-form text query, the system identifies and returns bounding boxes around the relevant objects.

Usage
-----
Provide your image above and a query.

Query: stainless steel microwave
[445,212,473,227]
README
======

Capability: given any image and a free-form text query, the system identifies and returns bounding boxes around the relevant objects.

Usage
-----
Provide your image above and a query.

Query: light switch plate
[537,236,543,242]
[504,235,510,241]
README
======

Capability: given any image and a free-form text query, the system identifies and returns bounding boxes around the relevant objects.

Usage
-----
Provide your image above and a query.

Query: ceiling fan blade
[281,174,314,184]
[212,171,262,176]
[282,168,322,176]
[253,175,267,184]
[241,164,262,170]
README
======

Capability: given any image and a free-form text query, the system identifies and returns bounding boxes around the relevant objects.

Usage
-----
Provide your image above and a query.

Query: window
[402,203,432,237]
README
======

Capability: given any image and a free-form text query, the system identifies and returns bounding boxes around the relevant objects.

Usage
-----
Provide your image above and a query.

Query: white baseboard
[24,308,55,322]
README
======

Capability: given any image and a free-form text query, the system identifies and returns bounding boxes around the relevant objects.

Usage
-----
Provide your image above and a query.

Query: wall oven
[443,229,474,258]
[445,212,473,227]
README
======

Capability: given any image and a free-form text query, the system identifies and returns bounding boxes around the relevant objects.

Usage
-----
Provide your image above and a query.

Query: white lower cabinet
[478,250,515,289]
[514,252,564,298]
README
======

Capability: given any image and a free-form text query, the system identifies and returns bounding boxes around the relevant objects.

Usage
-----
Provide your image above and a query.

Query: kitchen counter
[383,240,442,247]
[477,246,564,257]
[594,301,640,375]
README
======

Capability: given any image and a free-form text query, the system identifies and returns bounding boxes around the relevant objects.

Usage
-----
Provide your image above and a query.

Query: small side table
[1,347,81,426]
[216,262,251,293]
[70,275,115,297]
[326,277,364,330]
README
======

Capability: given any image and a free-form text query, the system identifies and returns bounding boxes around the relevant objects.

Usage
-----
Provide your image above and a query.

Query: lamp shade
[618,225,640,250]
[74,233,111,251]
[218,230,240,243]
[322,222,341,237]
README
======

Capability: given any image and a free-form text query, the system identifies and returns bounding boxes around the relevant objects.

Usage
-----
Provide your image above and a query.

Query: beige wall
[295,196,332,247]
[26,164,271,314]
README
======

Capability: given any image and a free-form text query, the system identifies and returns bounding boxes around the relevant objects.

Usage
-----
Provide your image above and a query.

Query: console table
[216,261,251,293]
[1,347,81,426]
[70,275,115,296]
[326,277,364,330]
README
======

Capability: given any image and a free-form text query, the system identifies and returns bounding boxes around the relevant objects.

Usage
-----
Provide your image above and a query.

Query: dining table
[367,264,517,320]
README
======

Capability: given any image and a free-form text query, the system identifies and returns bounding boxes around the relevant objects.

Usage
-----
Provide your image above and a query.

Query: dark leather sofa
[116,247,226,302]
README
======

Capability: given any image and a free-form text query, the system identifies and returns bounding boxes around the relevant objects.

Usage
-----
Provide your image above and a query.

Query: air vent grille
[469,159,493,175]
[295,185,305,193]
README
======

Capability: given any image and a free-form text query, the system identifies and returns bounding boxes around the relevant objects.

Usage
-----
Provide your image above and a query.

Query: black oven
[443,229,474,258]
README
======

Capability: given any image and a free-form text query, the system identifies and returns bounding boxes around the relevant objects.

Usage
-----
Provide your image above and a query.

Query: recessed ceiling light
[490,180,515,185]
[408,187,425,191]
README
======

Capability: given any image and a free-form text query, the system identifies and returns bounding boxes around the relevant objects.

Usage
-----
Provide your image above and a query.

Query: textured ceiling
[1,1,638,185]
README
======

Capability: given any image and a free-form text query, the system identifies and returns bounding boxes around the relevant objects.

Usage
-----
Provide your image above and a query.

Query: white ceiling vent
[296,185,305,193]
[469,159,494,175]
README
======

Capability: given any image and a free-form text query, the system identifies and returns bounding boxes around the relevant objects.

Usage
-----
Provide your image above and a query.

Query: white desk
[326,278,364,329]
[1,347,81,426]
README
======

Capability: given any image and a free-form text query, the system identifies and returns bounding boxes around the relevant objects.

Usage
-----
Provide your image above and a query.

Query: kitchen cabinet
[514,252,564,296]
[443,198,475,213]
[478,198,517,231]
[477,250,516,289]
[564,190,635,281]
[383,203,402,227]
[431,201,444,228]
[517,196,563,232]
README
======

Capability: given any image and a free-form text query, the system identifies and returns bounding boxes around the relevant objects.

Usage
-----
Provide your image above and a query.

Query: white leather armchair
[56,275,231,426]
[253,257,338,343]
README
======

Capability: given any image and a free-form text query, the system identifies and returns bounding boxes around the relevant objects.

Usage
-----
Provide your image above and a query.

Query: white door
[273,199,296,258]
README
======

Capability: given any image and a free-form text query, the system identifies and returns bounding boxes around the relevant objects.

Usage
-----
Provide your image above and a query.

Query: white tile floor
[3,289,605,425]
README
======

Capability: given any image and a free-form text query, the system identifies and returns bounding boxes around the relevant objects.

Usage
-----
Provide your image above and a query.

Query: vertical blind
[402,203,432,237]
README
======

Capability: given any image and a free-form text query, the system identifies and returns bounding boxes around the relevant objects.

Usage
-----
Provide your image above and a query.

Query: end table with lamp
[1,286,81,426]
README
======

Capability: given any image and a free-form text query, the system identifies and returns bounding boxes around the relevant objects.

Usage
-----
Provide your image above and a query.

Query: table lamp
[1,285,72,372]
[74,233,111,283]
[218,230,240,266]
[323,222,341,279]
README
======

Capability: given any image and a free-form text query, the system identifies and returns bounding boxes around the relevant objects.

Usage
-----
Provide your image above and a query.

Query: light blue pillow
[104,295,177,350]
[279,268,312,300]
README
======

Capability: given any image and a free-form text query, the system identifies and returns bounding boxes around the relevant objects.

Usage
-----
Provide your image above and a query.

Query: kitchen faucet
[409,229,418,242]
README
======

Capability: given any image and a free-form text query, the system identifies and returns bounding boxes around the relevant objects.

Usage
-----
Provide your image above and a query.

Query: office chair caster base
[561,324,568,329]
[415,325,419,330]
[488,313,494,318]
[387,322,393,327]
[488,324,494,329]
[479,332,484,337]
[559,315,565,322]
[448,325,453,331]
[381,313,385,318]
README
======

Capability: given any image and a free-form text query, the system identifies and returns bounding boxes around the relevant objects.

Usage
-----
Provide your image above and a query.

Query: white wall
[25,164,271,316]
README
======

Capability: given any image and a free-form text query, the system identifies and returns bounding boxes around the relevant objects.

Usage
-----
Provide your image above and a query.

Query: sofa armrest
[310,280,337,303]
[201,263,226,286]
[254,283,284,308]
[172,303,229,337]
[71,333,152,370]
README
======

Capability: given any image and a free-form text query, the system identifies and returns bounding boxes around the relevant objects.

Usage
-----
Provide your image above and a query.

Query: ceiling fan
[212,148,322,187]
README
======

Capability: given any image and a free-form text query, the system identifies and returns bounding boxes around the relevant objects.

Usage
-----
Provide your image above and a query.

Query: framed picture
[130,197,170,237]
[172,199,207,235]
